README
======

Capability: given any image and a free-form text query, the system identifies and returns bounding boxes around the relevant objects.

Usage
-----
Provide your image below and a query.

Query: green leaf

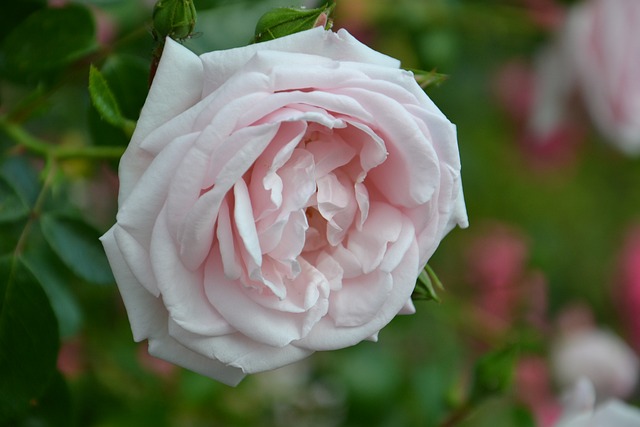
[253,2,335,43]
[89,65,136,137]
[0,256,59,422]
[40,213,114,285]
[469,346,519,403]
[0,0,46,44]
[14,371,72,427]
[22,226,83,338]
[0,176,29,223]
[88,54,148,147]
[0,156,40,207]
[0,4,98,83]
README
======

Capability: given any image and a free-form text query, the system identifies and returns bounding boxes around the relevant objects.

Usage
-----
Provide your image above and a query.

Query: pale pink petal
[329,269,393,327]
[100,227,167,341]
[113,226,158,296]
[346,203,403,274]
[216,198,242,280]
[150,208,231,336]
[233,179,262,269]
[176,123,280,270]
[297,238,419,351]
[119,38,203,202]
[200,27,399,94]
[166,323,313,374]
[148,331,245,386]
[305,133,356,178]
[204,251,323,347]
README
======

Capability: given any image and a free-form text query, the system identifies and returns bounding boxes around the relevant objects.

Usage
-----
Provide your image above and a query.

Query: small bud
[253,2,335,43]
[152,0,197,41]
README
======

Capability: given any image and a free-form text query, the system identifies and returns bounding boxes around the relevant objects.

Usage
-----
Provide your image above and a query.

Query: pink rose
[100,27,467,385]
[563,0,640,154]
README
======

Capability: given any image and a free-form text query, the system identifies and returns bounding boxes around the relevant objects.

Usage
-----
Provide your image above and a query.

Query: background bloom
[554,379,640,427]
[101,27,467,385]
[532,0,640,154]
[551,306,639,401]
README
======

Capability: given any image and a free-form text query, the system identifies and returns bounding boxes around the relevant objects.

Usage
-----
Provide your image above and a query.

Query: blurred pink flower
[93,7,118,46]
[494,60,583,170]
[137,344,178,379]
[563,0,640,154]
[57,337,85,379]
[615,225,640,353]
[520,0,565,29]
[533,0,640,155]
[516,356,562,427]
[551,307,639,401]
[466,224,529,329]
[48,1,117,45]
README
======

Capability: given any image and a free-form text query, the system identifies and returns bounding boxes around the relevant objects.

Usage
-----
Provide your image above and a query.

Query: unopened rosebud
[152,0,197,41]
[253,2,335,43]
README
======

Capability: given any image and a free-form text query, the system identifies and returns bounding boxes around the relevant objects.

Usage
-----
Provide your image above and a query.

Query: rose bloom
[562,0,640,154]
[100,27,467,385]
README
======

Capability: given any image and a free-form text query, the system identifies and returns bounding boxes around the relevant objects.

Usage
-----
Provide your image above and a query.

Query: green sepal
[253,2,335,43]
[412,264,445,302]
[408,68,449,90]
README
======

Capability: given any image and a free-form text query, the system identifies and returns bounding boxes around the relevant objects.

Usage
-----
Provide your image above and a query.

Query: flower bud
[152,0,196,41]
[253,3,335,43]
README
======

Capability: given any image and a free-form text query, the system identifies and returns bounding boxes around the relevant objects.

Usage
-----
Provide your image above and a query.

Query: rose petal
[217,198,242,280]
[200,27,400,95]
[100,227,166,341]
[148,330,245,386]
[150,208,231,336]
[166,322,313,374]
[119,40,203,204]
[346,203,403,274]
[205,250,328,347]
[177,123,280,271]
[329,269,393,327]
[297,237,419,351]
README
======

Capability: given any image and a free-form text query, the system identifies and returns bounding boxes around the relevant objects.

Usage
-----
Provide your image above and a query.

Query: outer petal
[148,332,245,386]
[100,227,166,341]
[200,27,400,94]
[166,321,313,374]
[119,38,204,204]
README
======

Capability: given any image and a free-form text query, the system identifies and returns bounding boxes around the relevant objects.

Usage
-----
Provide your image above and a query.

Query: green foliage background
[0,0,638,426]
